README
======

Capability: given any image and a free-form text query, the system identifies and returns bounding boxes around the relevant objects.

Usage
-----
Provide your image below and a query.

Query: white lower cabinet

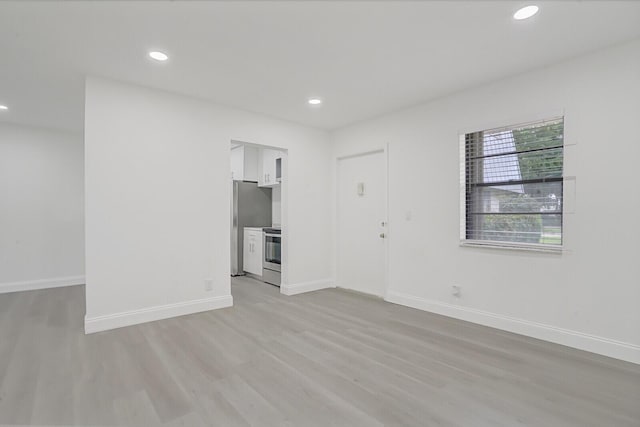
[243,228,263,275]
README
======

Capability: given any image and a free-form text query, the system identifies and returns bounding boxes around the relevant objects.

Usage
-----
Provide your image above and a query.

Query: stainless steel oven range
[262,227,281,286]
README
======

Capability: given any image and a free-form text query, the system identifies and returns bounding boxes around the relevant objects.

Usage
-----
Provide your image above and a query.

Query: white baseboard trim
[84,294,233,334]
[385,291,640,365]
[281,279,335,296]
[0,275,85,294]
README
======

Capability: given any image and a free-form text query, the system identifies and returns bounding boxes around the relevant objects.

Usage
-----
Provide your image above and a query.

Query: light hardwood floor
[0,276,638,426]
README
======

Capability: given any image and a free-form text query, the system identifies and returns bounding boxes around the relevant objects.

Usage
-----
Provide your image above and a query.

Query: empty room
[1,1,639,426]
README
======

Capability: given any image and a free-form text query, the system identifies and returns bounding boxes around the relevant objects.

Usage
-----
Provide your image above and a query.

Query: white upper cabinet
[230,145,259,182]
[230,146,243,180]
[258,148,282,187]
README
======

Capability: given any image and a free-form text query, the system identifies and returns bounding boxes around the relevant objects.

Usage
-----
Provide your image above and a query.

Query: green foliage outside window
[479,121,563,244]
[512,123,564,180]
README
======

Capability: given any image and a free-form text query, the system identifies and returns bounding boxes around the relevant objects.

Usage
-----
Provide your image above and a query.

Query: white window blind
[462,117,564,250]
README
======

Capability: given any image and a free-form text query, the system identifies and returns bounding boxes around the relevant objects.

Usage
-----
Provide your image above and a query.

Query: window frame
[459,116,565,253]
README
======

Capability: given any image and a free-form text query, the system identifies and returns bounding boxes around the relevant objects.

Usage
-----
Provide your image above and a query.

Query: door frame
[335,145,389,298]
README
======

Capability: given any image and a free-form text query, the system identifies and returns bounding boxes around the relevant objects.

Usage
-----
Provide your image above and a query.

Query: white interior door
[337,150,387,297]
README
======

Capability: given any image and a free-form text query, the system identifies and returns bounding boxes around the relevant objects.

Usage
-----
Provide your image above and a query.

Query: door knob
[379,233,386,238]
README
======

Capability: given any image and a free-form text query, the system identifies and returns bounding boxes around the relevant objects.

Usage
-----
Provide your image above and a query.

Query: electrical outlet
[204,279,213,291]
[452,285,461,297]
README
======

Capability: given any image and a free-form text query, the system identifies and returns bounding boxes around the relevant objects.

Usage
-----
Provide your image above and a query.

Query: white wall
[331,39,640,363]
[84,77,332,332]
[0,123,84,293]
[272,185,282,227]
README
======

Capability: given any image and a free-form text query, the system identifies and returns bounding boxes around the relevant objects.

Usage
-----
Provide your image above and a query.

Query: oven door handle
[264,233,281,238]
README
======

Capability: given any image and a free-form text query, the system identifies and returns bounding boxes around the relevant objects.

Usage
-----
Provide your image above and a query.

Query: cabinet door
[252,233,263,274]
[243,231,253,273]
[243,146,259,182]
[258,149,267,187]
[243,231,263,275]
[259,149,281,187]
[230,146,244,181]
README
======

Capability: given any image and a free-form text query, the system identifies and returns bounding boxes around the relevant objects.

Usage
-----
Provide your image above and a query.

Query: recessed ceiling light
[514,5,539,20]
[149,51,169,61]
[308,98,322,105]
[0,105,8,111]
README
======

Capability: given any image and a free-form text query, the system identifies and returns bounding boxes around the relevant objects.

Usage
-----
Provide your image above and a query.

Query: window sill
[460,240,564,254]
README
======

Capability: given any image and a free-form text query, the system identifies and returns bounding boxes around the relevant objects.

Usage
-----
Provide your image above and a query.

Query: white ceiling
[1,1,639,133]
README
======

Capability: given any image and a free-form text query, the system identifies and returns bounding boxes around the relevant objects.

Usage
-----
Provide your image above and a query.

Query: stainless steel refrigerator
[231,181,272,276]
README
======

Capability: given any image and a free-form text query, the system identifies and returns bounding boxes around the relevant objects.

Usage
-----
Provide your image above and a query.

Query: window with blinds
[462,117,564,249]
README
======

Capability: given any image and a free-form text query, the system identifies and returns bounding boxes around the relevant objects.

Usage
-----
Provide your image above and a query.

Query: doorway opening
[229,140,288,297]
